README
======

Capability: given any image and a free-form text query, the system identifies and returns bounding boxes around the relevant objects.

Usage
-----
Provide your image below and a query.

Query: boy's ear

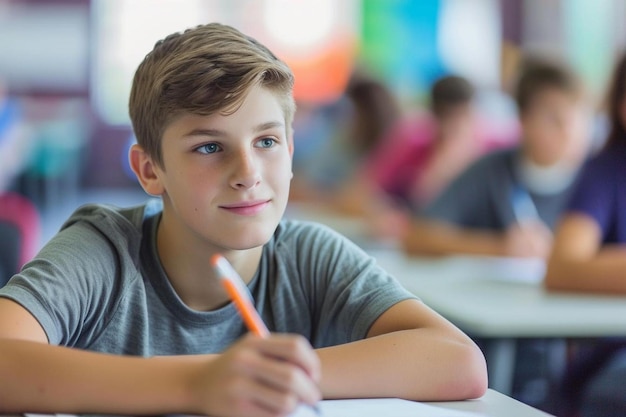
[129,144,165,196]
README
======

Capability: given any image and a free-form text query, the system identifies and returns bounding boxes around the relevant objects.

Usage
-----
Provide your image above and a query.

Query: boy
[368,74,518,211]
[403,59,592,258]
[0,23,486,416]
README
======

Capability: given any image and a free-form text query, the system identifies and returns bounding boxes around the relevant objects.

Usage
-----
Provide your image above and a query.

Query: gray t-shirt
[0,199,415,356]
[420,147,575,231]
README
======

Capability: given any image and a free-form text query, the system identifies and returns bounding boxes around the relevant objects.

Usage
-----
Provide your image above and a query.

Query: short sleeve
[566,153,616,238]
[0,226,114,346]
[0,207,138,347]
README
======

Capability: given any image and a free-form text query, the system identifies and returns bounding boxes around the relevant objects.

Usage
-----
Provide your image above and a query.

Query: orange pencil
[210,253,322,416]
[210,254,270,337]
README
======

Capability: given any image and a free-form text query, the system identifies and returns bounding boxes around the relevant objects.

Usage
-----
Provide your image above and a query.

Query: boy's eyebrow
[253,121,285,132]
[181,121,285,139]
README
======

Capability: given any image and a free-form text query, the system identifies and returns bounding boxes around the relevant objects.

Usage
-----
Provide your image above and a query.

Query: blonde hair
[129,23,296,167]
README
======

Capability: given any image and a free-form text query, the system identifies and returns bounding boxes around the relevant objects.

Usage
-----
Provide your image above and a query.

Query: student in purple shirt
[545,51,626,417]
[546,53,626,293]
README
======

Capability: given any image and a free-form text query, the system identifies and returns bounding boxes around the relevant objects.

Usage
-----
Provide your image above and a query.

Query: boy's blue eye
[257,138,276,148]
[196,143,220,154]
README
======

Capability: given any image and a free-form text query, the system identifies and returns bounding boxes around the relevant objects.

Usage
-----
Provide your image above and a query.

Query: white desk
[371,250,626,395]
[373,250,626,337]
[425,388,554,416]
[11,390,551,417]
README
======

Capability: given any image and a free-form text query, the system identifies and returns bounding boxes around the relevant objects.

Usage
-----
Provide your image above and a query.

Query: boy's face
[153,85,294,251]
[437,103,476,139]
[520,88,591,167]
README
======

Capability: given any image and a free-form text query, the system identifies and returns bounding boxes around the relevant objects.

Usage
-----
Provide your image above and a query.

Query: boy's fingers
[253,334,321,381]
[246,380,301,415]
[235,335,321,406]
[225,375,299,417]
[251,358,321,406]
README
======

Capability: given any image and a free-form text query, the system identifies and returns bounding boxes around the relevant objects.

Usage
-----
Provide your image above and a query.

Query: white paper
[290,398,475,417]
[23,399,474,417]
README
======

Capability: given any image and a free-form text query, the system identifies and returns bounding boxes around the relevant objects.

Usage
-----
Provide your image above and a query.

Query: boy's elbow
[419,342,488,401]
[465,366,489,400]
[453,343,488,400]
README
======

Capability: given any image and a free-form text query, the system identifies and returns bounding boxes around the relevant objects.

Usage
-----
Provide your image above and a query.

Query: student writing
[544,50,626,417]
[403,59,592,259]
[545,50,626,294]
[0,23,487,416]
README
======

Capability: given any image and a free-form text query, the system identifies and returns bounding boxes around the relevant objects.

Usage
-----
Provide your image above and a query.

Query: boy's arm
[316,298,487,401]
[403,217,552,258]
[545,214,626,293]
[0,299,320,416]
[403,217,508,257]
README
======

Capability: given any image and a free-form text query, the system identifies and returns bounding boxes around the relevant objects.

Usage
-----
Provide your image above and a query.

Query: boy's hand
[504,221,553,258]
[189,333,321,417]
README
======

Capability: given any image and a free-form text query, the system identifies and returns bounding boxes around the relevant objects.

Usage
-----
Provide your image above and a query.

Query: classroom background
[1,0,624,239]
[1,1,626,416]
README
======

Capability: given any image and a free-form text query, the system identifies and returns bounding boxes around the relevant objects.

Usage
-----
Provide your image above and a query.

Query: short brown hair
[429,75,475,119]
[514,58,583,115]
[129,23,296,167]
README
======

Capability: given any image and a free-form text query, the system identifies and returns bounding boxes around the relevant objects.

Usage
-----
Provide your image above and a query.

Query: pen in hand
[510,185,540,224]
[210,254,322,416]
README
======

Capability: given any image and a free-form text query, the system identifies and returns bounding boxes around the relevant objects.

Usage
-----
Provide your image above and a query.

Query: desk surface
[372,250,626,338]
[425,389,553,416]
[10,390,550,417]
[286,206,626,338]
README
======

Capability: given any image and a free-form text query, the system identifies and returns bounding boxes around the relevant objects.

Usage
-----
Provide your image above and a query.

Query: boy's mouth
[220,199,271,215]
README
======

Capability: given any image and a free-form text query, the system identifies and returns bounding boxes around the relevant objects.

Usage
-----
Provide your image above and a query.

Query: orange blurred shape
[285,35,357,104]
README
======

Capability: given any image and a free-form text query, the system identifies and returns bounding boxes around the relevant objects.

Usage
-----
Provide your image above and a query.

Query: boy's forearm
[0,339,204,414]
[403,219,506,257]
[545,246,626,294]
[316,329,487,401]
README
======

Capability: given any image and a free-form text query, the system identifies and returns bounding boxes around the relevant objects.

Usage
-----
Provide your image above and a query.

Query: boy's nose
[229,150,261,190]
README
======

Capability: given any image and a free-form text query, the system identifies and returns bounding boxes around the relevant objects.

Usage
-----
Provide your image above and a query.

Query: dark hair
[345,73,401,153]
[429,75,475,118]
[514,58,582,115]
[603,51,626,149]
[129,22,295,167]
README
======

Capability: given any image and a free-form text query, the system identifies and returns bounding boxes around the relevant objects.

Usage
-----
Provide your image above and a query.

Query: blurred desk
[371,250,626,395]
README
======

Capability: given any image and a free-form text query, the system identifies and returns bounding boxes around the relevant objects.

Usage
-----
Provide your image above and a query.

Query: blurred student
[294,75,509,241]
[290,70,402,208]
[289,71,408,240]
[368,75,517,210]
[545,51,626,292]
[0,23,487,415]
[545,51,626,417]
[403,59,592,259]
